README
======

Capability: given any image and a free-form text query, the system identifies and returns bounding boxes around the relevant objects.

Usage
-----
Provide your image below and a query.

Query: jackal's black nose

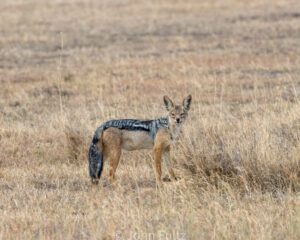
[176,118,180,123]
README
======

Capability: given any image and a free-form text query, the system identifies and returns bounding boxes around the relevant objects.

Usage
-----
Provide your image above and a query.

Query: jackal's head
[163,95,192,126]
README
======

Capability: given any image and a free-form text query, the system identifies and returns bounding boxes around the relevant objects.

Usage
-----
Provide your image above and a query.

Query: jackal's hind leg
[108,149,121,183]
[103,128,122,184]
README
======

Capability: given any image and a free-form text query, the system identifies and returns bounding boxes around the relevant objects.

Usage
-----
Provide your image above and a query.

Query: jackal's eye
[170,112,176,118]
[180,113,186,118]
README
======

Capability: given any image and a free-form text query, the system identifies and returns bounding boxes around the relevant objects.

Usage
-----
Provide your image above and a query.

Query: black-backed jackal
[88,95,192,186]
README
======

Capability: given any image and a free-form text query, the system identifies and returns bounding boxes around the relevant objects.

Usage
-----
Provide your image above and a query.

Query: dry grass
[1,0,300,239]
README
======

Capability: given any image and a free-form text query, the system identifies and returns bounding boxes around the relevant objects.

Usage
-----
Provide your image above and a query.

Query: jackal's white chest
[169,125,182,141]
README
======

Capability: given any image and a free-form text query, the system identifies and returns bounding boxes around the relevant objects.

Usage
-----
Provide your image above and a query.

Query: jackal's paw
[163,175,181,182]
[172,176,181,181]
[91,178,99,185]
[162,176,172,182]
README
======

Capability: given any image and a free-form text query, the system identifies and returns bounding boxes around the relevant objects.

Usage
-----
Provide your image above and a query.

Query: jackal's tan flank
[88,95,192,186]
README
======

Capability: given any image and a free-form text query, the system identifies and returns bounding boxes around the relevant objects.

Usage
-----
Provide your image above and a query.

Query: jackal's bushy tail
[88,127,104,184]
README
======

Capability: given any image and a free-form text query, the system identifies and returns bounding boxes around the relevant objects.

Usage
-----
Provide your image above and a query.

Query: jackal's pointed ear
[183,94,192,111]
[163,95,174,111]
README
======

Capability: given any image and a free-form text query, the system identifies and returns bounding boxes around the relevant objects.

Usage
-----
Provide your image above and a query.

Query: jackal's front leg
[154,128,171,187]
[163,146,177,181]
[154,146,163,186]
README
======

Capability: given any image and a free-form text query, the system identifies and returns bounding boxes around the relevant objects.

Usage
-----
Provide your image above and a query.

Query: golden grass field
[1,0,300,239]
